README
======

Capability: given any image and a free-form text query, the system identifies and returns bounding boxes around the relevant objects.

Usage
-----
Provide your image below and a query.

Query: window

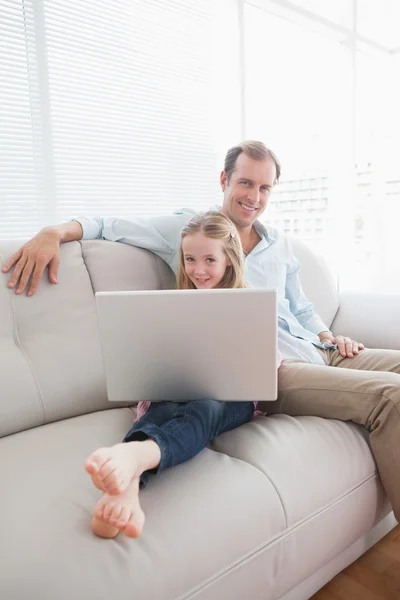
[244,2,350,265]
[283,0,353,28]
[2,0,399,293]
[354,48,400,292]
[358,0,400,49]
[1,0,239,239]
[244,0,400,292]
[1,1,46,239]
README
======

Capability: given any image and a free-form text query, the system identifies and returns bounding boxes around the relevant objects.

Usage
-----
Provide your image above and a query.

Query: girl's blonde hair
[177,211,246,290]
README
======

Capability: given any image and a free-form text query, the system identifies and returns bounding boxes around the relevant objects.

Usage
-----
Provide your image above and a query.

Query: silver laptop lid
[96,288,277,402]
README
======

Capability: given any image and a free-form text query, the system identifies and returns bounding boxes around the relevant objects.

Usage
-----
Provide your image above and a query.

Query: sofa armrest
[330,292,400,350]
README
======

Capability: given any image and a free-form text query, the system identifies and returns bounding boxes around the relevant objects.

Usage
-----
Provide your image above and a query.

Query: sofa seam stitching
[282,384,400,396]
[0,250,46,423]
[173,470,378,600]
[154,255,164,289]
[79,240,96,295]
[155,253,174,290]
[216,449,289,529]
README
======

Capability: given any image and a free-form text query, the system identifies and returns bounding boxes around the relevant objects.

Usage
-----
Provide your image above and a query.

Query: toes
[91,516,119,539]
[116,507,129,528]
[84,459,99,476]
[102,501,116,523]
[86,449,109,471]
[90,473,106,492]
[94,498,108,521]
[98,460,117,481]
[86,444,134,495]
[101,468,130,495]
[101,469,121,495]
[109,504,123,526]
[123,511,145,538]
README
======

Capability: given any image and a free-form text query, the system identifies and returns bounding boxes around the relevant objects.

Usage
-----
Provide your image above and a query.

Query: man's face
[220,154,277,230]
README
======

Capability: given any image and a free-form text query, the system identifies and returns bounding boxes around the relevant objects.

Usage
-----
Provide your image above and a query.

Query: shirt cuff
[71,218,102,240]
[302,314,330,336]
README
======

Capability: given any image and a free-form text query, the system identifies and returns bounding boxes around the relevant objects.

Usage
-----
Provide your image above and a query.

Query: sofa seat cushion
[1,408,287,600]
[0,409,391,600]
[211,414,391,599]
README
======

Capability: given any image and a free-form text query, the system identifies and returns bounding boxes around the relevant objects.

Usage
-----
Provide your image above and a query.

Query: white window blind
[1,0,220,239]
[0,0,47,239]
[244,0,400,292]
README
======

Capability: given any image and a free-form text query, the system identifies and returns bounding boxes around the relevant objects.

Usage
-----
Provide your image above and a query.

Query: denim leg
[123,402,181,443]
[123,402,187,488]
[123,399,254,487]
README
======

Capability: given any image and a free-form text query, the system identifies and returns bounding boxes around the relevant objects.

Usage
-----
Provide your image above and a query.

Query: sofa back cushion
[0,236,337,437]
[0,240,174,437]
[289,236,339,328]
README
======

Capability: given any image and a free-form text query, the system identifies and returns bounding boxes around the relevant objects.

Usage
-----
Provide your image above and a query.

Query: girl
[84,211,279,539]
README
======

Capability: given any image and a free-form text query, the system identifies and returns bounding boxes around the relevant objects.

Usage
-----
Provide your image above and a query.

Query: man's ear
[220,170,227,191]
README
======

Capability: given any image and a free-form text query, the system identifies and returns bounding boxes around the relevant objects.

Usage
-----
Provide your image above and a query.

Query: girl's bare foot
[92,477,145,538]
[91,516,119,539]
[84,440,161,495]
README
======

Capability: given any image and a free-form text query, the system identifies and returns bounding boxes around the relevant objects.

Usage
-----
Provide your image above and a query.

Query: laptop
[95,288,278,402]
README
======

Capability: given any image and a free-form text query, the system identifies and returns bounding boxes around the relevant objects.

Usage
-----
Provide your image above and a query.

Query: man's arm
[284,238,364,358]
[75,214,184,263]
[1,221,83,296]
[2,210,193,296]
[285,255,329,336]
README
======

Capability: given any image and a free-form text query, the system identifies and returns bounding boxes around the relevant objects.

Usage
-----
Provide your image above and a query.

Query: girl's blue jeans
[123,399,254,487]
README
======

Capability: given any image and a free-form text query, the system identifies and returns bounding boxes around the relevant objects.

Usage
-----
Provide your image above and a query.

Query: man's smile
[238,201,257,212]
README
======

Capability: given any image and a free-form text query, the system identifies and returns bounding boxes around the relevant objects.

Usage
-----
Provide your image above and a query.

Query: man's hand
[1,228,61,296]
[318,331,365,358]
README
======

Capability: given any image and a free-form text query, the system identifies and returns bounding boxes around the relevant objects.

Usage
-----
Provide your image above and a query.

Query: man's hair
[224,140,281,184]
[177,211,247,290]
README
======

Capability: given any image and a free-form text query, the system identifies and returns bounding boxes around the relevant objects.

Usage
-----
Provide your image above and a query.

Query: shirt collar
[253,219,275,243]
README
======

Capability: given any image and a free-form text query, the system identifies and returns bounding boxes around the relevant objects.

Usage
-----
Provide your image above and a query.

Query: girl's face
[182,232,231,289]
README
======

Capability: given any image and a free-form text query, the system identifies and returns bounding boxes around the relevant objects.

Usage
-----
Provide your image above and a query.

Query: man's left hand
[318,331,365,358]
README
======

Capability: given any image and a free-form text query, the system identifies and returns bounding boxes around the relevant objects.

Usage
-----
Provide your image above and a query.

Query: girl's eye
[206,258,215,263]
[185,257,194,262]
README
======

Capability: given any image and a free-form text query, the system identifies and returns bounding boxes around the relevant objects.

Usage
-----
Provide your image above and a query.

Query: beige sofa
[0,237,398,600]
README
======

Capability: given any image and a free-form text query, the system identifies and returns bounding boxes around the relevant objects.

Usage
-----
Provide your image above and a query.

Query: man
[3,141,400,522]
